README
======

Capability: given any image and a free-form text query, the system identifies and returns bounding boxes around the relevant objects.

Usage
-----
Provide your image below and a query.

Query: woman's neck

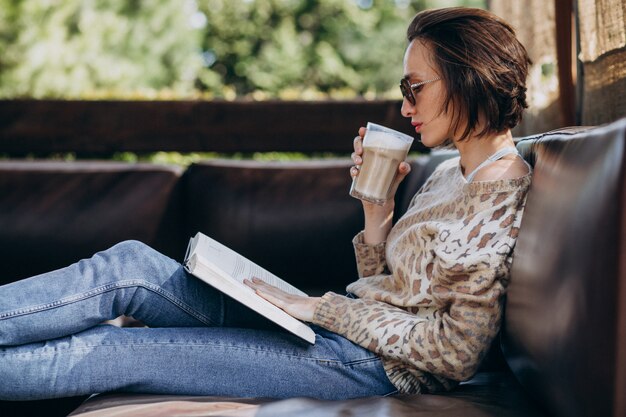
[455,129,515,176]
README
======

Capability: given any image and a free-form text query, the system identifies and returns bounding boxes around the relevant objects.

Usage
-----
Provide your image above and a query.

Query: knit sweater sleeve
[312,182,528,382]
[313,259,505,381]
[351,163,441,278]
[352,231,388,277]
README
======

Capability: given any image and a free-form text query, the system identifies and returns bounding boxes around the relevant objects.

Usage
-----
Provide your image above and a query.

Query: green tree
[196,0,429,98]
[0,0,485,99]
[0,0,203,98]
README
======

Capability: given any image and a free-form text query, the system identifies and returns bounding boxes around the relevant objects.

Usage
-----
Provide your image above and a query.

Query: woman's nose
[401,98,416,118]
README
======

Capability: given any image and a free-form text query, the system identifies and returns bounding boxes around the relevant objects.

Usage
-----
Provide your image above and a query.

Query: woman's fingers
[254,285,286,308]
[395,161,412,184]
[246,277,285,295]
[387,161,412,198]
[352,137,363,157]
[246,278,297,304]
[351,128,366,179]
[399,160,411,176]
[243,277,319,322]
[353,129,365,154]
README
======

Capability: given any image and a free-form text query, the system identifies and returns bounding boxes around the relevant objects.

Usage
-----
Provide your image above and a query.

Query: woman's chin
[419,134,443,149]
[418,131,455,149]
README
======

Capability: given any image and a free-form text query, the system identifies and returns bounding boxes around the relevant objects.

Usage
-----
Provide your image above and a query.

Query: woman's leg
[0,240,266,346]
[0,325,397,401]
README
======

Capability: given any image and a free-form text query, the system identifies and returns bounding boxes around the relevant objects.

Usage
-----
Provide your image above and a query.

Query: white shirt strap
[465,147,521,183]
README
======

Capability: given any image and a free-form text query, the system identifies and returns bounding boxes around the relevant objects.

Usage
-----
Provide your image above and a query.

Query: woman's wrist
[362,201,395,244]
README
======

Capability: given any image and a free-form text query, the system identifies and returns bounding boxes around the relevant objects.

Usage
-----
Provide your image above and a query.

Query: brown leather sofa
[0,118,624,417]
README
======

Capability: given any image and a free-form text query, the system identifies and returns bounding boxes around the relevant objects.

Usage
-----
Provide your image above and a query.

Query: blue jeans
[0,240,397,400]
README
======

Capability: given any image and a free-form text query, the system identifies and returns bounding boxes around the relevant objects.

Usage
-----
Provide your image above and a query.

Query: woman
[0,7,532,400]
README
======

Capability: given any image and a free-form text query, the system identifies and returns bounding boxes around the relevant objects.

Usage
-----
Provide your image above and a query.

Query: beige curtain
[578,0,626,125]
[489,1,563,136]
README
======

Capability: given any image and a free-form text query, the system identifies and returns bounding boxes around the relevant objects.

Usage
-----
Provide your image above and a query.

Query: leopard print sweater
[312,156,532,394]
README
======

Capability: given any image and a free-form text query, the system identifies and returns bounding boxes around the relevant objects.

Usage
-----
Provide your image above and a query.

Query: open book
[184,232,316,344]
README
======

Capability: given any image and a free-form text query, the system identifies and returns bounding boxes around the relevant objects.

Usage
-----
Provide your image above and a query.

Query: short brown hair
[407,7,531,140]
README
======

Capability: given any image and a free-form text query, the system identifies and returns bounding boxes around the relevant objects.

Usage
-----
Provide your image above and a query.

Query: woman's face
[401,39,457,148]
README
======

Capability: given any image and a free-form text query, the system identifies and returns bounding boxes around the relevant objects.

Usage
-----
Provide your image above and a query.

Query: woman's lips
[412,122,423,133]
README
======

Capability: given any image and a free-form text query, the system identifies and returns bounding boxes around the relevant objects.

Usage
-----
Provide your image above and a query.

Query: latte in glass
[350,122,414,205]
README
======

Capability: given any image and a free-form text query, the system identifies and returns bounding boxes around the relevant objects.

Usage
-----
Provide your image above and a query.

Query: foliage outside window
[0,0,485,100]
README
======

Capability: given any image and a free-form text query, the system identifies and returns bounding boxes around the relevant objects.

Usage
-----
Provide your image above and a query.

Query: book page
[194,233,307,297]
[184,232,316,344]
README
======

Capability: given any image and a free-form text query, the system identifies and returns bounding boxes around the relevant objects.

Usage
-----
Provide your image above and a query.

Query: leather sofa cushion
[505,119,626,417]
[0,161,183,285]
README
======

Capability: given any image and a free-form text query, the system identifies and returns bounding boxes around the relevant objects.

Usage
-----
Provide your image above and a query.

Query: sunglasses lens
[400,79,414,105]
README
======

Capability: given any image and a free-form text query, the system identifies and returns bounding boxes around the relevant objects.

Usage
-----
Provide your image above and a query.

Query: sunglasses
[399,77,441,105]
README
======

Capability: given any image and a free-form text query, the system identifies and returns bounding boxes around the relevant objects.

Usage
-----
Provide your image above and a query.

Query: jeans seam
[0,331,337,361]
[0,280,219,326]
[342,356,381,367]
[315,335,381,368]
[0,342,343,365]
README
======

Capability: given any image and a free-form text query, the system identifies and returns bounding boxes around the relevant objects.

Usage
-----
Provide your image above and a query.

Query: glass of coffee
[349,122,414,205]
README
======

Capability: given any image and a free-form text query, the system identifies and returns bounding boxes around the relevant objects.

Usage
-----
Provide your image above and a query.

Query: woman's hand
[243,277,320,323]
[351,126,412,244]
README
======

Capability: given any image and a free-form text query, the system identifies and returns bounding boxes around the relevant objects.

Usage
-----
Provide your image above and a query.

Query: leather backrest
[505,118,626,417]
[0,161,184,285]
[0,154,445,294]
[183,160,364,295]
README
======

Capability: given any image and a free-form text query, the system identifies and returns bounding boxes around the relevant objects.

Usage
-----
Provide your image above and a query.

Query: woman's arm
[312,252,507,381]
[246,245,506,381]
[311,185,528,382]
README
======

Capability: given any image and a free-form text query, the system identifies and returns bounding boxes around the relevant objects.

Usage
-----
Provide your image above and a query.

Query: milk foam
[363,130,412,150]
